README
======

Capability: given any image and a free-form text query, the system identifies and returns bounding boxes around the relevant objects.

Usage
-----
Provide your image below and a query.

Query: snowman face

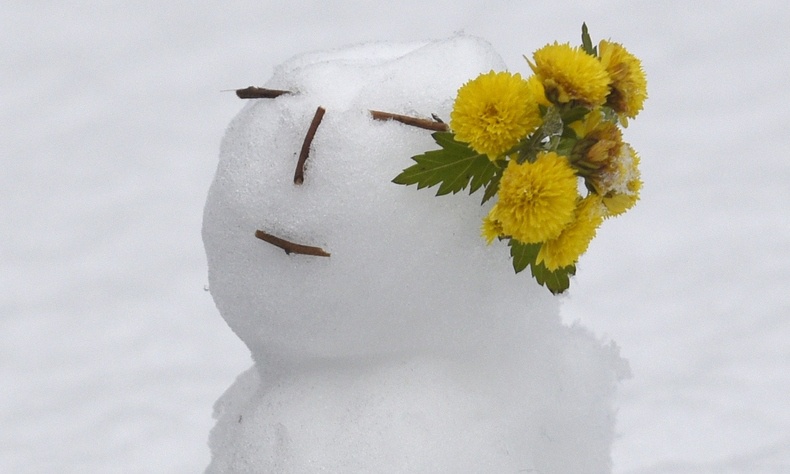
[202,38,554,360]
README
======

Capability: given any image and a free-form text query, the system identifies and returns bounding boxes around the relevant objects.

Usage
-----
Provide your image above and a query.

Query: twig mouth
[234,86,291,99]
[255,229,331,257]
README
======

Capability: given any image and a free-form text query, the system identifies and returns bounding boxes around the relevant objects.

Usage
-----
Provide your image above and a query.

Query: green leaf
[508,239,540,274]
[509,239,575,293]
[544,271,571,294]
[517,129,547,164]
[559,105,590,125]
[432,131,473,153]
[392,132,499,197]
[555,135,577,158]
[531,261,575,294]
[481,167,502,204]
[581,23,597,57]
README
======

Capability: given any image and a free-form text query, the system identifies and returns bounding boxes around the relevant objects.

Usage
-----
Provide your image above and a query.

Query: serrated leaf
[508,239,540,274]
[507,239,577,293]
[544,271,571,294]
[517,129,546,164]
[432,131,471,152]
[392,132,499,197]
[481,169,502,204]
[508,240,575,293]
[468,157,499,195]
[581,23,597,57]
[531,261,575,294]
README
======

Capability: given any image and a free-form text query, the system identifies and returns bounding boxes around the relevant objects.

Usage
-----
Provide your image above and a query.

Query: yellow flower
[450,71,543,160]
[570,109,624,173]
[537,195,605,270]
[489,152,579,243]
[525,74,552,107]
[601,146,642,216]
[481,214,504,244]
[598,40,647,125]
[528,42,611,107]
[568,111,641,217]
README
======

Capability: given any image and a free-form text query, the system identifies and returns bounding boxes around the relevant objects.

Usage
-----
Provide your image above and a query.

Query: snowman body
[203,36,627,473]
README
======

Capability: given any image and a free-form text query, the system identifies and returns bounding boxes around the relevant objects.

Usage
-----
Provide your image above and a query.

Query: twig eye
[294,106,326,185]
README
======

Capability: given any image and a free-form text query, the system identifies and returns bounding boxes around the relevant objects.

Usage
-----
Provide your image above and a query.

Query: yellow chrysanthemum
[537,195,605,270]
[489,152,579,243]
[450,71,543,160]
[525,74,552,107]
[601,146,642,216]
[481,214,504,244]
[570,109,624,173]
[602,186,639,216]
[528,42,611,107]
[598,40,647,124]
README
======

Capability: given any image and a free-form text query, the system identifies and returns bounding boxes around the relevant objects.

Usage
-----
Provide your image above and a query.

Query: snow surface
[2,1,789,473]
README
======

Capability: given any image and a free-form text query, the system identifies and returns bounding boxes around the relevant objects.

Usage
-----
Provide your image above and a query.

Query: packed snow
[202,37,629,472]
[2,1,789,473]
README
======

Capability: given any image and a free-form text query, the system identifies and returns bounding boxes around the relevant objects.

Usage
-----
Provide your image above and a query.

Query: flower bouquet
[393,24,647,293]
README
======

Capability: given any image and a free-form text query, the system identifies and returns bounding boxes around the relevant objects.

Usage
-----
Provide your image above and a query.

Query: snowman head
[202,36,557,361]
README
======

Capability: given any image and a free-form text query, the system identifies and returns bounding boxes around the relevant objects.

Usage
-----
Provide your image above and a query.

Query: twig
[254,230,331,257]
[294,106,326,184]
[235,86,291,99]
[233,87,448,133]
[370,110,449,132]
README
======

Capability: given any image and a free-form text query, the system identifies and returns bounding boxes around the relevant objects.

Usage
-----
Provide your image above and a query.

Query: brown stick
[235,86,291,99]
[294,106,326,184]
[255,230,331,257]
[370,110,449,132]
[234,87,446,132]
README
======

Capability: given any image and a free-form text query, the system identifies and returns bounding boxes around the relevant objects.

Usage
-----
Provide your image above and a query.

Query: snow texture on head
[202,35,549,359]
[202,35,628,473]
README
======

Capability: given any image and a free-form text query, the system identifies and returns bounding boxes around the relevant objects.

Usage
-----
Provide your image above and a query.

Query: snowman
[202,35,628,473]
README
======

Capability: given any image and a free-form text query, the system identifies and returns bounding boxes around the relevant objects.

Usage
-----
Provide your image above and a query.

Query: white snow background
[2,1,788,472]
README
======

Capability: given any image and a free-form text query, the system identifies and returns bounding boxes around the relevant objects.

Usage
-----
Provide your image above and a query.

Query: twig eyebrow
[232,87,449,132]
[369,110,449,132]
